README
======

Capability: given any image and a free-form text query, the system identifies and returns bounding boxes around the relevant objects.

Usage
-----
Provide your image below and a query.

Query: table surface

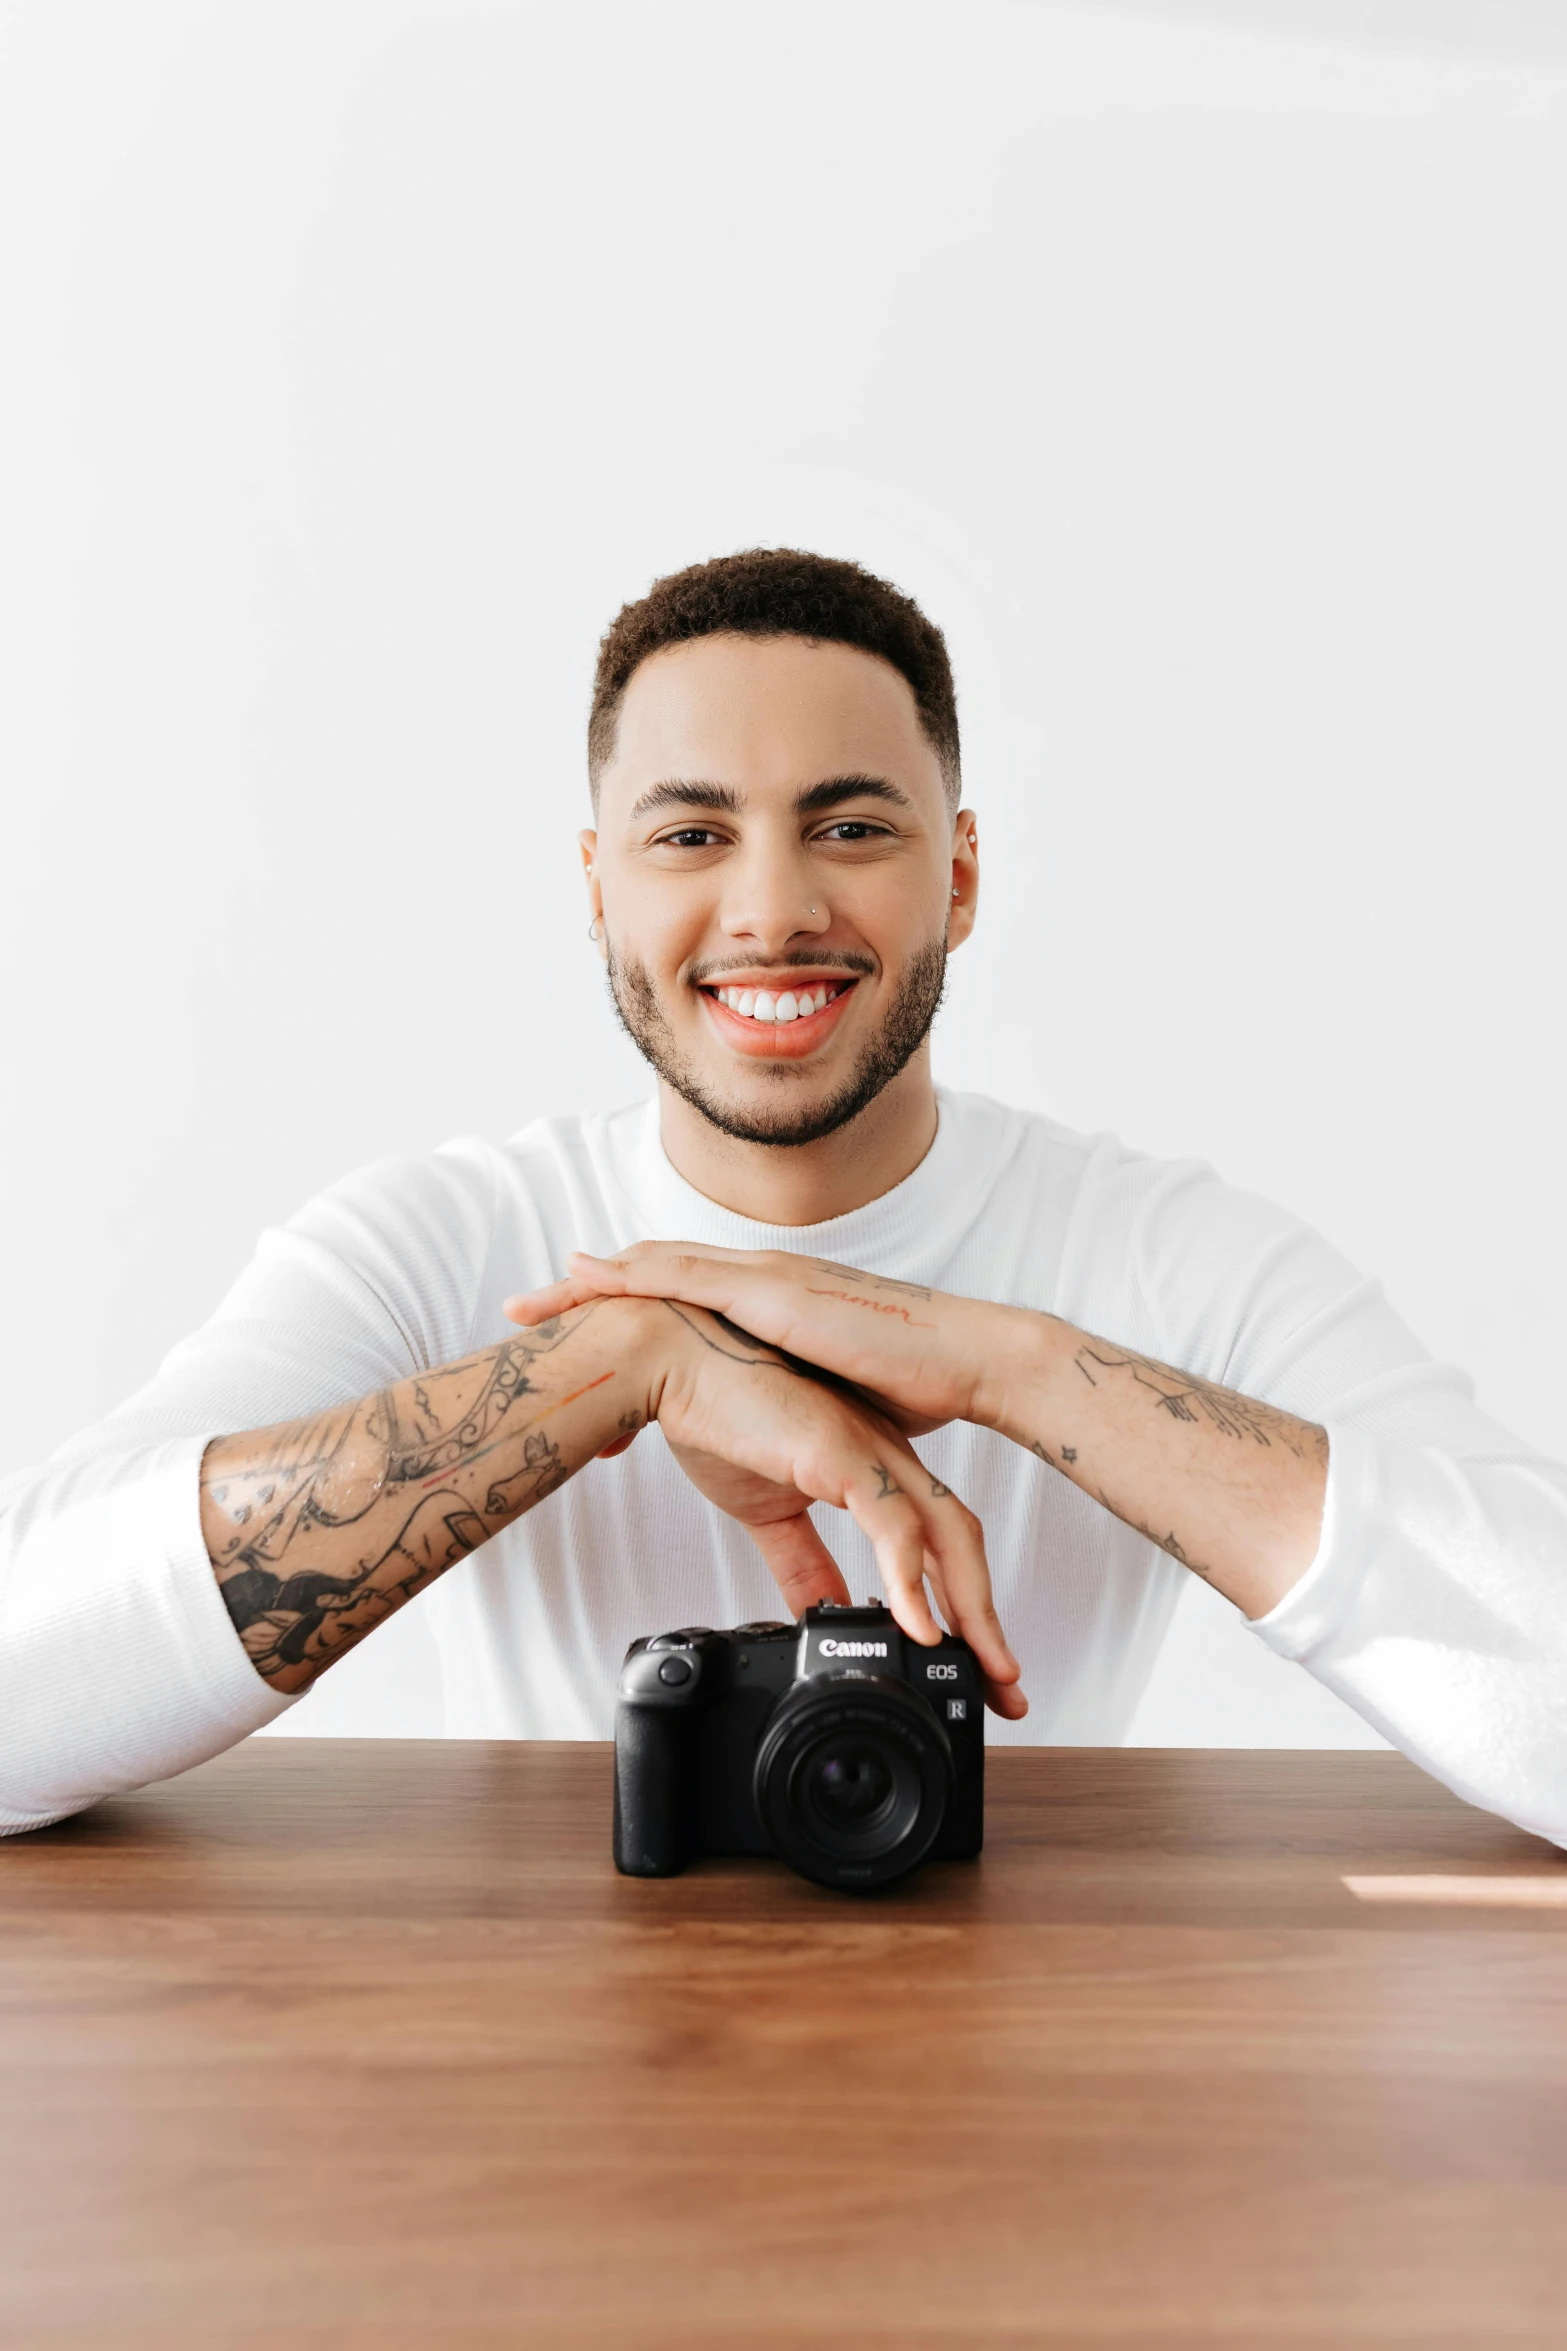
[2,1741,1566,2350]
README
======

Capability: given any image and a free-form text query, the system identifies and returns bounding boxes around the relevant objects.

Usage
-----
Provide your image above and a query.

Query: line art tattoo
[203,1317,593,1690]
[1072,1342,1328,1463]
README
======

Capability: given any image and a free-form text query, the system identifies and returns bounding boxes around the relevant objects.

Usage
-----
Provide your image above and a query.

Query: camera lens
[753,1681,953,1891]
[807,1742,896,1829]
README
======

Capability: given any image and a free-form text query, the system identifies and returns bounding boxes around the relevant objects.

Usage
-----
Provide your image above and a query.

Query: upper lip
[692,969,865,992]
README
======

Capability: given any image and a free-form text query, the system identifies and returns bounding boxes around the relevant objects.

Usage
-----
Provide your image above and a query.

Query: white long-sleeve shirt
[3,1089,1565,1840]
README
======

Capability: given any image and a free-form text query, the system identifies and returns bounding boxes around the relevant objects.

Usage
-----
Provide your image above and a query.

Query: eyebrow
[627,780,744,821]
[628,773,914,822]
[794,774,914,815]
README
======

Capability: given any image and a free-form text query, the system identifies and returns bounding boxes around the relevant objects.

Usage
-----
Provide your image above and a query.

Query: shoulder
[934,1088,1197,1278]
[228,1102,654,1365]
[943,1093,1382,1388]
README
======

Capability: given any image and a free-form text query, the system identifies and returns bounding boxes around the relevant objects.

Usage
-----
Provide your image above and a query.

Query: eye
[656,827,725,849]
[815,820,893,844]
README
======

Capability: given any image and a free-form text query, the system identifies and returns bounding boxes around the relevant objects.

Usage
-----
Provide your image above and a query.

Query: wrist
[592,1292,690,1428]
[972,1304,1078,1443]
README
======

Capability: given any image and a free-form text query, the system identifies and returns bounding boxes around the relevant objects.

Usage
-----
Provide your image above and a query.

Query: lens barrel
[753,1675,954,1890]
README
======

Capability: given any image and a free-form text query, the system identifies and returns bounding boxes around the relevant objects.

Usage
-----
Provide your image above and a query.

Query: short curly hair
[588,548,961,807]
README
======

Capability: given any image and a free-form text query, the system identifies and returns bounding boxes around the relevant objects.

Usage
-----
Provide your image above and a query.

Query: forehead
[601,634,946,809]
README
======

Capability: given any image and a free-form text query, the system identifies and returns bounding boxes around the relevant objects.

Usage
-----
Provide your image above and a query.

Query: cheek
[600,877,710,977]
[840,864,946,950]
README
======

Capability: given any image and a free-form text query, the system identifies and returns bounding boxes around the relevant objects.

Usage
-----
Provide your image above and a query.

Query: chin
[608,937,946,1150]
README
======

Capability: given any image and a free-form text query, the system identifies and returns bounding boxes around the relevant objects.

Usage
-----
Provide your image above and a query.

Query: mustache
[684,949,877,984]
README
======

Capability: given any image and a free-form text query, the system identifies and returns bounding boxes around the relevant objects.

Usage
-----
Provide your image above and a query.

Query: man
[2,550,1563,1839]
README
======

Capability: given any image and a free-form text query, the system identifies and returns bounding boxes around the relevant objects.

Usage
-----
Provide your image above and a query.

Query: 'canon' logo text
[819,1638,889,1658]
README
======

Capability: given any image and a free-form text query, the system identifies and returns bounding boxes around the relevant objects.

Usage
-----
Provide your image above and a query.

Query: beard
[606,936,948,1149]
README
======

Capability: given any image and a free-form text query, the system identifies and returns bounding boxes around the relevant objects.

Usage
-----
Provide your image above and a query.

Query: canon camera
[612,1600,984,1891]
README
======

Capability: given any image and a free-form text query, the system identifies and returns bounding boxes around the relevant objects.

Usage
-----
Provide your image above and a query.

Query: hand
[508,1243,1011,1438]
[627,1297,1026,1720]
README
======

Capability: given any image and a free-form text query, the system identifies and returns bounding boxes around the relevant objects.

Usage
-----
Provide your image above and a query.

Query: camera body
[613,1600,984,1890]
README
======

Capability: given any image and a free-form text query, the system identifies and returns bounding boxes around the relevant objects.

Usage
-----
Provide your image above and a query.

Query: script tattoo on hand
[812,1260,934,1303]
[203,1317,591,1692]
[806,1260,936,1329]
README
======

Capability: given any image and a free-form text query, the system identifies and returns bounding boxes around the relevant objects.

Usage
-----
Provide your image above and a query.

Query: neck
[656,1052,939,1226]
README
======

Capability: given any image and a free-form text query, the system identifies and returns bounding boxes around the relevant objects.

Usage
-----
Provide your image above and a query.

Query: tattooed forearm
[1071,1340,1328,1463]
[201,1311,626,1694]
[1008,1317,1329,1617]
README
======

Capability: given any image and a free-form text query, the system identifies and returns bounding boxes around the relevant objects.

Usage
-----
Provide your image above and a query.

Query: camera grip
[613,1698,696,1877]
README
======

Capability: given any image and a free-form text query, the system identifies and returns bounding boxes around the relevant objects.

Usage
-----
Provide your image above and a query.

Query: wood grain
[2,1741,1566,2349]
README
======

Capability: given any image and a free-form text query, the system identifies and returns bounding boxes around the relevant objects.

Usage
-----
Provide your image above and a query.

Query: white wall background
[3,0,1564,1746]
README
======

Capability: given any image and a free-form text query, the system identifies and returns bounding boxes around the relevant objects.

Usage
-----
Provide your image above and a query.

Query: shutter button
[658,1656,694,1686]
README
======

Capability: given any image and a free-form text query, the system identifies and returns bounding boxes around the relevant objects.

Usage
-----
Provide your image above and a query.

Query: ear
[947,809,980,952]
[579,830,607,959]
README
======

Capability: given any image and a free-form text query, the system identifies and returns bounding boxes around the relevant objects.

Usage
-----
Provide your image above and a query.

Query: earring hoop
[588,915,604,942]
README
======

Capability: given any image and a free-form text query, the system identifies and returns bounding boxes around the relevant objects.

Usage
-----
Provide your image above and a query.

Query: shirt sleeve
[1131,1158,1567,1846]
[0,1141,498,1833]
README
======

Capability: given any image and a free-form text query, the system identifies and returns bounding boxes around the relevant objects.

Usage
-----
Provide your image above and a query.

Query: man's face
[584,633,977,1147]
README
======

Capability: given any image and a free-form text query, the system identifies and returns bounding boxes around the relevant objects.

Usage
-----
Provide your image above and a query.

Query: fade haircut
[587,548,961,808]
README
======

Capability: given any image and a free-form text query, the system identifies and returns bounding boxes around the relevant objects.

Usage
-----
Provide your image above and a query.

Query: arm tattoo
[203,1317,591,1690]
[1073,1341,1328,1464]
[1111,1495,1217,1583]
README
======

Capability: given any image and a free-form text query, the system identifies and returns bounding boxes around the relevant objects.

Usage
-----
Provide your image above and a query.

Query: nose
[718,836,831,951]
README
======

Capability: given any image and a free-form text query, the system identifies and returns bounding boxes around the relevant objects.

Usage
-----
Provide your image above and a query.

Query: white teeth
[713,981,845,1020]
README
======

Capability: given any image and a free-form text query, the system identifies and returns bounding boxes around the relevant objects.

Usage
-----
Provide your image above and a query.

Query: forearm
[982,1316,1328,1619]
[505,1245,1327,1620]
[201,1303,653,1693]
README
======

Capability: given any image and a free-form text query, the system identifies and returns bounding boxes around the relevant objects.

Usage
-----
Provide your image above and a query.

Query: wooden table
[2,1742,1566,2349]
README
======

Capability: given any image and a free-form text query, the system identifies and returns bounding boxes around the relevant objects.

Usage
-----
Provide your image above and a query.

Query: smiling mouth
[695,974,861,1056]
[700,979,854,1025]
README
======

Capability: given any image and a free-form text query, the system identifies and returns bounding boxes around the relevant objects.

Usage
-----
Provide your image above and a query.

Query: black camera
[612,1600,984,1891]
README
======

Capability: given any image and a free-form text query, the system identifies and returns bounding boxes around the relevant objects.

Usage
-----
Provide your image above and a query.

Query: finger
[503,1277,608,1326]
[851,1425,1023,1697]
[837,1459,946,1649]
[919,1548,956,1635]
[566,1249,793,1339]
[503,1251,709,1325]
[982,1673,1030,1722]
[742,1512,854,1618]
